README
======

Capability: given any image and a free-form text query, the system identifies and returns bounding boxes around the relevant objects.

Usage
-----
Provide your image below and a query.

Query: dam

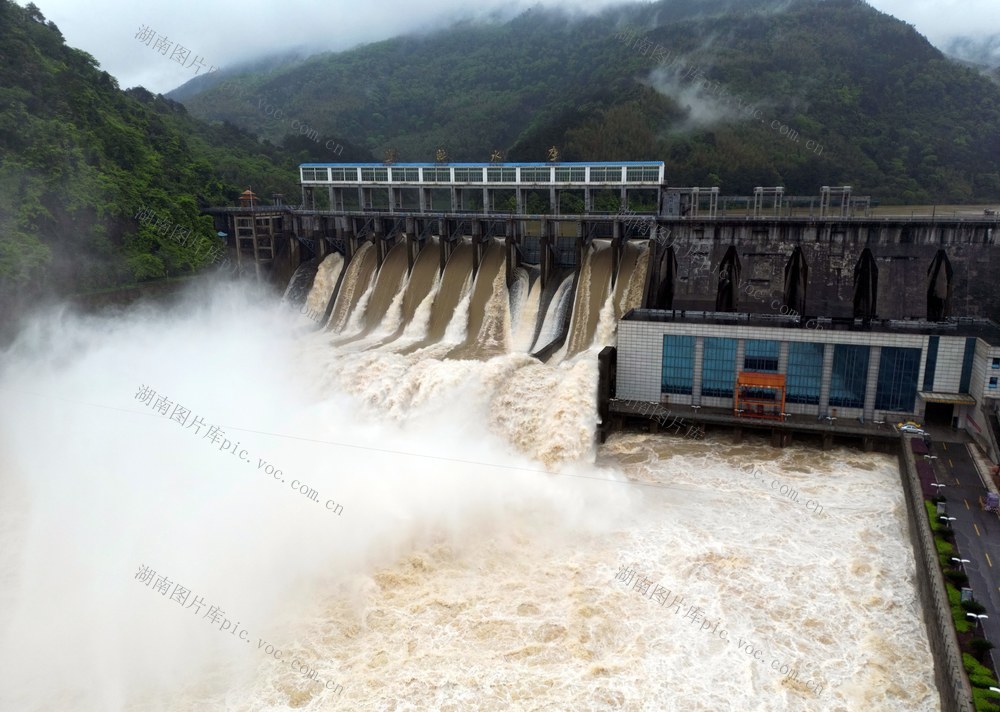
[205,162,1000,462]
[2,162,978,710]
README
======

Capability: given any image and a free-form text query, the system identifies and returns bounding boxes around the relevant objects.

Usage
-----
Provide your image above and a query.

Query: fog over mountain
[13,0,1000,94]
[945,33,1000,69]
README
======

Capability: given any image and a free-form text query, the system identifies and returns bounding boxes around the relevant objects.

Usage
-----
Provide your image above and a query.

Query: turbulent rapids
[0,236,939,711]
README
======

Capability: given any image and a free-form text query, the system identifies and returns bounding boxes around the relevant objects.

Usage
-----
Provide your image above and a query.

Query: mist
[0,280,637,711]
[21,0,1000,95]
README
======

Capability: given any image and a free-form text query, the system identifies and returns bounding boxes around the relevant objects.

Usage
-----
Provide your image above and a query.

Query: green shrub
[971,673,997,688]
[972,687,1000,712]
[965,653,995,678]
[964,600,988,615]
[951,584,972,633]
[946,569,970,587]
[951,585,964,607]
[972,639,995,657]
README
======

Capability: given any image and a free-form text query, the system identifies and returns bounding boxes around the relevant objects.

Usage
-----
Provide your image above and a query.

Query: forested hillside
[180,0,1000,204]
[0,1,354,306]
[1,0,998,318]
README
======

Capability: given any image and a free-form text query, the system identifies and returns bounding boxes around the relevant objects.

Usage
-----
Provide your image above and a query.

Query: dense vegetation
[0,1,344,307]
[180,0,1000,204]
[2,0,999,312]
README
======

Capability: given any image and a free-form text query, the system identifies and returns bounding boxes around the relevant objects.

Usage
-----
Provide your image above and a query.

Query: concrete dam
[206,162,1000,340]
[203,161,1000,709]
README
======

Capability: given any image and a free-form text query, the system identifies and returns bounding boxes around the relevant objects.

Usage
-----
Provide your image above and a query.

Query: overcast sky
[15,0,1000,94]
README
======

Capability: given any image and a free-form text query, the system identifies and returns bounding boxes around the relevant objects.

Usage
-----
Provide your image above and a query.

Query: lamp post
[951,557,971,571]
[931,483,946,494]
[967,613,989,632]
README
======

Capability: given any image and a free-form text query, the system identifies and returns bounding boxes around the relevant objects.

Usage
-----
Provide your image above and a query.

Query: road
[926,432,1000,674]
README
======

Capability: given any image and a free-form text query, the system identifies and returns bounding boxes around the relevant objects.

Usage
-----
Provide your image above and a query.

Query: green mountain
[0,1,355,308]
[177,0,1000,203]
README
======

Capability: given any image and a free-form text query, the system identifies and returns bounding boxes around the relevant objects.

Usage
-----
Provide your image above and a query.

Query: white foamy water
[0,275,938,711]
[296,253,344,327]
[510,271,542,354]
[531,275,574,354]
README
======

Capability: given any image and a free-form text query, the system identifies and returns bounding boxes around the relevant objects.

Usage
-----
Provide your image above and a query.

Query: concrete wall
[934,339,968,394]
[652,219,1000,320]
[968,342,1000,462]
[897,443,975,712]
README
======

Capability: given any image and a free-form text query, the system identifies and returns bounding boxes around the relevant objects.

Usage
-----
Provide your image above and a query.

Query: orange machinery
[734,372,786,421]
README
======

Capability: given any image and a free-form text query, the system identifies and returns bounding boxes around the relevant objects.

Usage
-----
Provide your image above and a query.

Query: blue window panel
[923,336,939,392]
[787,342,824,405]
[875,347,921,412]
[744,339,779,373]
[702,337,737,397]
[959,338,976,393]
[662,335,694,395]
[830,344,869,409]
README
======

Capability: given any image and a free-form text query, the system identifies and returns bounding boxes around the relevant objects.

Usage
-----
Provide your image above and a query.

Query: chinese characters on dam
[134,385,345,516]
[134,564,344,696]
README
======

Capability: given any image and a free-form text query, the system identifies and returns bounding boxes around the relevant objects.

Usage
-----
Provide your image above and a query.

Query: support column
[439,231,449,274]
[550,187,558,215]
[693,337,704,404]
[778,341,789,374]
[405,218,417,272]
[585,188,593,213]
[374,228,385,269]
[250,210,261,282]
[819,343,835,416]
[327,186,334,210]
[863,345,880,422]
[471,221,483,279]
[419,187,427,213]
[232,214,242,274]
[388,187,396,213]
[611,230,622,290]
[316,221,327,260]
[357,187,365,210]
[540,220,552,290]
[504,219,518,288]
[483,187,490,214]
[450,187,459,212]
[505,233,516,288]
[342,221,355,262]
[516,188,525,215]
